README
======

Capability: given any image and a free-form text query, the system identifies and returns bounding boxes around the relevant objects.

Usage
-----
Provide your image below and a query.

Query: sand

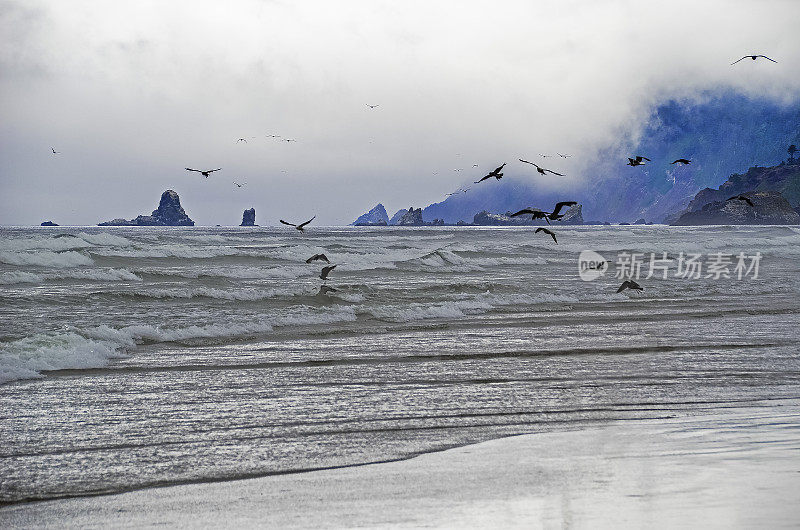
[3,401,799,529]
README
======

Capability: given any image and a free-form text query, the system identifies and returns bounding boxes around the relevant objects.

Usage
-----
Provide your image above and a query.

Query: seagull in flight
[519,159,565,176]
[237,138,247,143]
[671,159,691,165]
[557,153,571,158]
[366,104,380,109]
[51,147,59,154]
[320,264,337,280]
[627,156,650,167]
[233,181,246,188]
[727,195,754,207]
[535,227,558,244]
[474,163,506,183]
[731,55,777,65]
[617,280,643,293]
[279,215,315,232]
[267,134,281,138]
[548,201,578,220]
[185,168,222,178]
[306,253,330,263]
[510,208,551,223]
[283,138,297,142]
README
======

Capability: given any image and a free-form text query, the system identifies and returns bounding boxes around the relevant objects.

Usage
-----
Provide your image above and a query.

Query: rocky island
[351,204,388,226]
[240,208,256,226]
[670,159,800,225]
[99,190,195,226]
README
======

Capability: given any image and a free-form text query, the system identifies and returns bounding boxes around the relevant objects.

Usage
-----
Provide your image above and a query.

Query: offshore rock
[99,190,195,226]
[241,208,256,226]
[352,204,389,226]
[672,191,800,225]
[397,207,425,226]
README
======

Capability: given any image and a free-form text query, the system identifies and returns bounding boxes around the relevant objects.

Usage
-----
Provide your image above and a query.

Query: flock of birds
[46,54,775,295]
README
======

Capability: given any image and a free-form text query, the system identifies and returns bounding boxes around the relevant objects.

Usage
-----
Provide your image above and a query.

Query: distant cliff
[669,160,800,225]
[397,207,425,226]
[352,204,389,226]
[99,190,195,226]
[672,191,799,225]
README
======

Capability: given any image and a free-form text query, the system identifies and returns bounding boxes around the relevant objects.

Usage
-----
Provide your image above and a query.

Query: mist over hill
[417,91,800,223]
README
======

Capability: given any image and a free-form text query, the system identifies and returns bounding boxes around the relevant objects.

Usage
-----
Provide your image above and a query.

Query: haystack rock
[241,208,256,226]
[352,204,389,226]
[99,190,195,226]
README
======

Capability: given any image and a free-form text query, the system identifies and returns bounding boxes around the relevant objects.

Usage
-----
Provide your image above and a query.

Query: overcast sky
[1,0,799,226]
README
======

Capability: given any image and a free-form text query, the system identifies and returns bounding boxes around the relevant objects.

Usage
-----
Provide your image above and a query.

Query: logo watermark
[578,251,762,281]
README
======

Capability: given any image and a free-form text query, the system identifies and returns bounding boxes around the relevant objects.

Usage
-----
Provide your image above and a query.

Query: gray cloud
[1,0,799,225]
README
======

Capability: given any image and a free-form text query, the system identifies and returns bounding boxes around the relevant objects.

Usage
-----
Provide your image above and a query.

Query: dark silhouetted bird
[536,227,557,244]
[557,153,571,158]
[617,280,643,293]
[627,156,650,167]
[185,168,221,178]
[510,208,551,224]
[320,264,337,280]
[233,182,246,188]
[550,201,577,217]
[731,55,777,65]
[519,159,564,176]
[727,195,754,207]
[671,159,691,165]
[474,163,506,183]
[366,104,379,109]
[280,216,315,232]
[51,147,59,154]
[306,253,330,263]
[237,138,247,143]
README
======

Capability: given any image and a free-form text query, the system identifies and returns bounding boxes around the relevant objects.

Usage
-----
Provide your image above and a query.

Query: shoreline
[4,400,799,528]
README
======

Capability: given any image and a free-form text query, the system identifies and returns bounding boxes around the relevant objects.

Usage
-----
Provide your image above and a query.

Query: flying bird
[306,253,330,263]
[547,202,577,221]
[366,104,380,109]
[535,227,558,244]
[237,138,247,143]
[318,285,338,295]
[51,147,60,154]
[233,182,246,188]
[279,215,316,232]
[510,208,551,224]
[519,159,565,176]
[616,280,643,293]
[185,168,222,178]
[474,163,506,183]
[446,187,470,196]
[671,159,691,165]
[557,153,571,158]
[267,134,281,138]
[726,195,754,207]
[627,156,651,167]
[283,138,297,142]
[731,55,777,65]
[320,264,337,280]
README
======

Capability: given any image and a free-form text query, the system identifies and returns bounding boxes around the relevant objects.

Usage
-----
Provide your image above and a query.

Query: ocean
[1,225,799,505]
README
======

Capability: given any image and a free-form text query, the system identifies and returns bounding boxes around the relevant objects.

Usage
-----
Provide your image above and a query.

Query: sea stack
[352,204,389,226]
[99,190,195,226]
[241,208,256,226]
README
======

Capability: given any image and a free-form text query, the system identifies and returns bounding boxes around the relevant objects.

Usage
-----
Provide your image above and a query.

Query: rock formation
[241,208,256,226]
[40,221,58,226]
[668,163,800,223]
[388,209,408,225]
[672,191,800,225]
[397,207,425,226]
[352,204,389,226]
[99,190,195,226]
